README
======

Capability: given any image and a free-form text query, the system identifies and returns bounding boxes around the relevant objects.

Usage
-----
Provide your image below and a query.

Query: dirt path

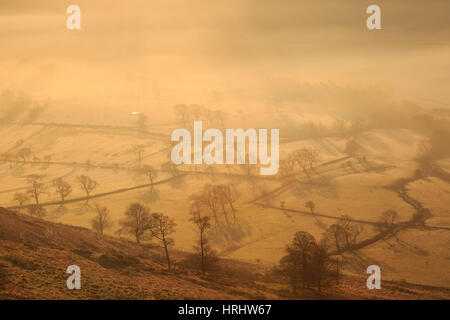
[224,161,450,258]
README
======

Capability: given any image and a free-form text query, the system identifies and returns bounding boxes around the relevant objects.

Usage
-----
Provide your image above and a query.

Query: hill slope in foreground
[0,208,449,300]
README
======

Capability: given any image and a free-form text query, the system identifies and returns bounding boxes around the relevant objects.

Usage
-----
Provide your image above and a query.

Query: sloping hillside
[0,207,277,299]
[0,207,449,300]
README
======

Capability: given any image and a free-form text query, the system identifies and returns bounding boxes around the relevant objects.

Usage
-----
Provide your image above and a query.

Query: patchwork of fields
[1,117,449,288]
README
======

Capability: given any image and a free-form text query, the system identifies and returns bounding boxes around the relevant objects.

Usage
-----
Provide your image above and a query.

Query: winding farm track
[222,160,450,257]
[3,121,449,257]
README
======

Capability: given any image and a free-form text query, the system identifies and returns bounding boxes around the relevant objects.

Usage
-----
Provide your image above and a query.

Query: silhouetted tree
[217,184,238,224]
[13,192,29,207]
[149,213,176,271]
[290,231,318,288]
[189,197,214,274]
[290,148,319,178]
[279,158,296,176]
[278,231,335,294]
[142,164,158,190]
[378,209,399,234]
[26,174,46,207]
[196,184,220,228]
[325,224,346,254]
[77,175,97,200]
[119,202,151,244]
[53,178,72,203]
[16,148,32,164]
[27,204,46,217]
[91,204,112,235]
[337,215,363,248]
[305,200,315,214]
[310,242,334,292]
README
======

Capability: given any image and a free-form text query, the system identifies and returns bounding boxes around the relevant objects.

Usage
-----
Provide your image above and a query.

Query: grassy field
[0,111,449,291]
[1,207,449,299]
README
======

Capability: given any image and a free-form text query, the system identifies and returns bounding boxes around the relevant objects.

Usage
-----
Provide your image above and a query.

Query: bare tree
[119,202,151,244]
[378,210,399,234]
[277,231,317,294]
[53,178,72,203]
[306,148,319,170]
[13,192,29,207]
[149,213,176,271]
[290,148,318,178]
[189,197,214,274]
[310,242,334,292]
[77,175,98,200]
[193,184,238,227]
[277,249,301,295]
[195,184,222,228]
[91,204,112,235]
[278,232,335,294]
[217,184,238,224]
[141,164,158,190]
[305,200,315,214]
[279,158,296,176]
[337,215,363,248]
[26,174,46,207]
[324,224,346,254]
[290,231,318,288]
[290,149,310,177]
[27,204,46,217]
[16,148,32,164]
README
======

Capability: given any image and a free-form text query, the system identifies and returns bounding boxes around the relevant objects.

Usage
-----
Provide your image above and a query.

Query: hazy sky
[1,0,449,109]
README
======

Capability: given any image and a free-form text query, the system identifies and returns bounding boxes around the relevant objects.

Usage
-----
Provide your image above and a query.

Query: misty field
[1,104,449,291]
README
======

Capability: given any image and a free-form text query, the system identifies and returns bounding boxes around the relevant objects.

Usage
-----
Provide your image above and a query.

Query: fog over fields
[0,0,449,299]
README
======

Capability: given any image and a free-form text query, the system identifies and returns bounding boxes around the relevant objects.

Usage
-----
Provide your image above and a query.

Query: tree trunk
[34,190,39,206]
[136,233,140,244]
[291,278,297,296]
[336,257,339,285]
[220,200,230,226]
[163,237,171,271]
[200,231,205,274]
